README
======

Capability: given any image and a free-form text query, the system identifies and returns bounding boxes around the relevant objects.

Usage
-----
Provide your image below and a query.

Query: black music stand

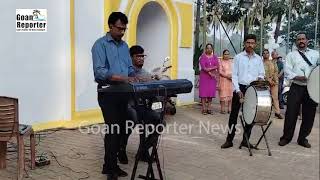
[239,115,272,156]
[130,97,165,180]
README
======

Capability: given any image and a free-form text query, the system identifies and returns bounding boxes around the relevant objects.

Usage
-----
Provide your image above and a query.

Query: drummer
[279,32,319,148]
[221,34,265,149]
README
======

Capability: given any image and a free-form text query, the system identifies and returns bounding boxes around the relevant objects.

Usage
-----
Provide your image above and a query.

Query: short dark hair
[223,49,229,55]
[244,34,257,42]
[296,32,308,39]
[205,43,213,49]
[130,45,144,57]
[263,49,269,53]
[108,12,128,27]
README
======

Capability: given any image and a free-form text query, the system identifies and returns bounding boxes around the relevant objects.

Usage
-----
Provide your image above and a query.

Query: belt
[292,80,307,86]
[292,82,307,87]
[239,83,248,89]
[97,81,124,89]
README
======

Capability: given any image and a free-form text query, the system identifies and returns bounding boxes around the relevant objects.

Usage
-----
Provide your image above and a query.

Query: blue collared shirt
[91,33,135,84]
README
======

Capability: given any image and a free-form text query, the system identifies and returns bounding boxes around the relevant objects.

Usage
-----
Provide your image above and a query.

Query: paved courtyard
[0,103,319,180]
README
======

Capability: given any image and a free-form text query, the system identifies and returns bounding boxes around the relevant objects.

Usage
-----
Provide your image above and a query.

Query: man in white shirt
[279,32,319,148]
[221,34,265,149]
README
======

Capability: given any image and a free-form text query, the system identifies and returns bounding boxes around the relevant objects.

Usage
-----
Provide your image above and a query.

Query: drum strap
[298,51,313,66]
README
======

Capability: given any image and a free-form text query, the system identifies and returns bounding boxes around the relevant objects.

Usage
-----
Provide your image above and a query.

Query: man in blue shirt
[91,12,137,180]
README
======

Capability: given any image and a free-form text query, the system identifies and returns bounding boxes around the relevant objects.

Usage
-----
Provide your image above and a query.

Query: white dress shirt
[285,48,319,86]
[232,51,265,92]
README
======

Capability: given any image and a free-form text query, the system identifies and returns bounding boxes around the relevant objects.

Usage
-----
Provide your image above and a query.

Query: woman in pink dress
[218,49,233,114]
[199,43,219,115]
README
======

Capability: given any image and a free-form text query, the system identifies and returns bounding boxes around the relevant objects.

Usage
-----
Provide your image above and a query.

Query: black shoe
[102,167,108,174]
[117,167,128,177]
[107,174,118,180]
[275,113,284,119]
[240,141,256,149]
[102,167,127,177]
[278,139,289,146]
[298,140,311,148]
[118,150,128,164]
[221,141,233,149]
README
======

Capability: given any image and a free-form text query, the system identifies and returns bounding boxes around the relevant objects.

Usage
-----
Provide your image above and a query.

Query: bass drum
[242,85,272,125]
[307,65,319,103]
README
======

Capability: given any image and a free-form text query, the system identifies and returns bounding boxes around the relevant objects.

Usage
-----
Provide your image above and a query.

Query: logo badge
[16,9,47,32]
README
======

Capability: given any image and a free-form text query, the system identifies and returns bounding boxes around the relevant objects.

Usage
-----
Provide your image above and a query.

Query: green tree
[280,0,319,48]
[194,0,202,52]
[252,23,272,54]
[193,45,203,75]
[281,16,319,49]
[264,0,305,43]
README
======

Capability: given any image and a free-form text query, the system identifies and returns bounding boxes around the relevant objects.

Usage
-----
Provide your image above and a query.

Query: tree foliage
[280,0,319,48]
[193,0,319,74]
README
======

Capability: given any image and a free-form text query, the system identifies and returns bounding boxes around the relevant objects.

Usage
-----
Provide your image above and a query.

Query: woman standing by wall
[219,49,233,114]
[199,43,219,115]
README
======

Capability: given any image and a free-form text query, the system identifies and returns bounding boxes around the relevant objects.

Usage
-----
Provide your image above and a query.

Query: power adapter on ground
[35,156,50,167]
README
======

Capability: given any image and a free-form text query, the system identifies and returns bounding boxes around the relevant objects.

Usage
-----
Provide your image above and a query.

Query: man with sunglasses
[91,12,136,180]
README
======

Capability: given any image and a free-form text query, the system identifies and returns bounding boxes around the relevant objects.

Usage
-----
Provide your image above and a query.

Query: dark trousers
[226,84,254,142]
[280,83,318,142]
[278,77,284,107]
[98,92,128,173]
[119,104,161,151]
[119,105,137,151]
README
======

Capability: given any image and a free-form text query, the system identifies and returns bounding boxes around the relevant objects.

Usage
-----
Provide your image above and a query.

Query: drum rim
[265,91,273,125]
[263,85,273,125]
[307,65,319,82]
[242,85,273,125]
[307,65,319,103]
[242,85,258,125]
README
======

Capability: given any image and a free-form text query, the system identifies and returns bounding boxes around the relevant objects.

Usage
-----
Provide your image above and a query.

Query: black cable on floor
[47,150,90,180]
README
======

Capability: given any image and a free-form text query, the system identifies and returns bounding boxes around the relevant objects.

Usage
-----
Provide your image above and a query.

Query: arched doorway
[136,2,169,72]
[126,0,179,79]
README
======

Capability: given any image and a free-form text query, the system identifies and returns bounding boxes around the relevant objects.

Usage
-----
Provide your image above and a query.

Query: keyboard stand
[130,98,165,180]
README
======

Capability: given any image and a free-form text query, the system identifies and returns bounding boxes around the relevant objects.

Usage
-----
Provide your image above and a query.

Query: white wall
[175,0,195,103]
[137,1,195,104]
[0,0,195,126]
[177,48,195,103]
[0,1,16,96]
[137,2,170,73]
[0,0,70,124]
[75,0,104,111]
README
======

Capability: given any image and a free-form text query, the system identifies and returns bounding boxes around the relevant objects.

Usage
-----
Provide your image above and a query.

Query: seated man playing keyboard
[118,45,162,164]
